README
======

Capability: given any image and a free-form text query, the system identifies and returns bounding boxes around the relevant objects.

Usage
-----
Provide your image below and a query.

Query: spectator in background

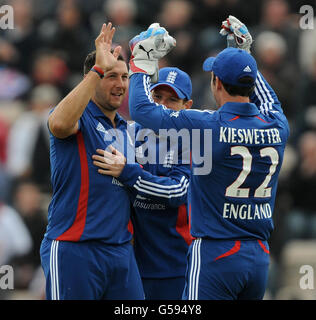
[31,0,60,21]
[39,0,92,86]
[0,165,11,203]
[6,84,61,193]
[296,54,316,136]
[0,0,34,100]
[0,116,9,166]
[31,50,69,95]
[192,0,263,30]
[104,0,142,58]
[0,202,32,270]
[268,143,298,260]
[285,131,316,240]
[133,0,163,27]
[0,116,11,202]
[299,17,316,76]
[254,31,298,122]
[10,179,47,290]
[192,0,230,29]
[0,0,42,76]
[0,66,31,101]
[157,0,196,75]
[254,0,300,66]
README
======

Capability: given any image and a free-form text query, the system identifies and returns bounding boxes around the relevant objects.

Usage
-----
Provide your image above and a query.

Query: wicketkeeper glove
[219,15,253,53]
[129,23,176,83]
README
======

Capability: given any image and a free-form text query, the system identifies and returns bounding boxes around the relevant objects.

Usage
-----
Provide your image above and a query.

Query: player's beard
[94,90,125,113]
[100,103,117,112]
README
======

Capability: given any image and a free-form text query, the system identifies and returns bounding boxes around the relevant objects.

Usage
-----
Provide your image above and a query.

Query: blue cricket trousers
[183,238,270,300]
[40,237,144,300]
[142,276,185,300]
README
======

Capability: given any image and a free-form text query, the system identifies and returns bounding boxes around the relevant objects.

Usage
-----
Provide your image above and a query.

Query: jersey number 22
[225,146,279,198]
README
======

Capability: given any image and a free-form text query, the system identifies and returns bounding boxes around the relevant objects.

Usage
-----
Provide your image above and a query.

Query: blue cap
[203,48,257,87]
[150,67,192,100]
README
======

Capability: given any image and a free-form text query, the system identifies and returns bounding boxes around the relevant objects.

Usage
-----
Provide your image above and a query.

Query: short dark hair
[83,50,126,75]
[212,72,255,97]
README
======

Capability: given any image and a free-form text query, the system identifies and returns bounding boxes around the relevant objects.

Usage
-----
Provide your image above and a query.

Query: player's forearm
[129,73,163,132]
[251,71,283,114]
[49,71,100,138]
[119,163,189,207]
[129,73,199,133]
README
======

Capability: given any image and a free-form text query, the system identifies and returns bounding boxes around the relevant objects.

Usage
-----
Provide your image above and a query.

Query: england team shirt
[118,128,192,278]
[129,72,290,241]
[45,100,132,243]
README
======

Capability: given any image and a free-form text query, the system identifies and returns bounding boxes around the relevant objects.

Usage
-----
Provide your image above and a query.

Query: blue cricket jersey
[118,127,192,278]
[129,72,290,241]
[45,100,133,243]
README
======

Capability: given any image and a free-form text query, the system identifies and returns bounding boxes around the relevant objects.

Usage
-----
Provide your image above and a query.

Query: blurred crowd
[0,0,316,300]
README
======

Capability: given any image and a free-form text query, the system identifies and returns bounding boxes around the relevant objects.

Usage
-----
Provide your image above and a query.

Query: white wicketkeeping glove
[219,15,253,53]
[129,23,176,83]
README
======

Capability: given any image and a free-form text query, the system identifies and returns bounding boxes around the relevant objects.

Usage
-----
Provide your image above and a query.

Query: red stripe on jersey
[258,240,270,254]
[127,219,134,235]
[255,116,268,123]
[57,131,89,241]
[214,240,241,261]
[229,115,240,121]
[176,204,193,246]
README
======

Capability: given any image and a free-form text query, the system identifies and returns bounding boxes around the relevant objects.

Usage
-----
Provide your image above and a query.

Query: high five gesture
[94,23,122,73]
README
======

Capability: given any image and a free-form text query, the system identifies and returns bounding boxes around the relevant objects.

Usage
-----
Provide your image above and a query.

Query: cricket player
[40,23,144,300]
[127,17,290,300]
[92,67,193,299]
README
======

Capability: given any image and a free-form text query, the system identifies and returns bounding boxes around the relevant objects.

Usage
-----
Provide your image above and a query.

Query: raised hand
[95,23,122,72]
[219,16,253,53]
[129,23,176,82]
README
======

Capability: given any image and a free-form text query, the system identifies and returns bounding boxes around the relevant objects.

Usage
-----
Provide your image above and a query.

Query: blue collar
[87,100,126,126]
[218,102,260,116]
